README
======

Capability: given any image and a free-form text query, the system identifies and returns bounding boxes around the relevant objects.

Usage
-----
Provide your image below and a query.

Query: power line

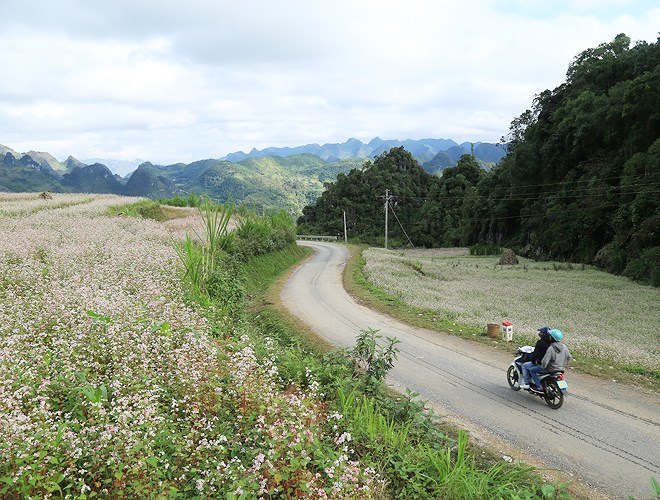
[469,201,643,223]
[444,171,660,191]
[383,172,660,203]
[388,200,416,249]
[376,192,654,226]
[393,185,660,203]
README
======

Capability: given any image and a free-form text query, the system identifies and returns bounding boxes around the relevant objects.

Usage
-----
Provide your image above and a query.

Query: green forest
[297,34,659,286]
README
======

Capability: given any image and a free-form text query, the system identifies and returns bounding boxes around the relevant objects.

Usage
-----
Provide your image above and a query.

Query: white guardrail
[296,235,339,241]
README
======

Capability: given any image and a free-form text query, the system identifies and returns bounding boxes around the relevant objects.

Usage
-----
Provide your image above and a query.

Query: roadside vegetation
[0,193,573,498]
[346,245,659,389]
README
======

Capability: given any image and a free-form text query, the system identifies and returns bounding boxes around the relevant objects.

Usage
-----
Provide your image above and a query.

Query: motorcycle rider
[520,326,552,390]
[524,329,572,390]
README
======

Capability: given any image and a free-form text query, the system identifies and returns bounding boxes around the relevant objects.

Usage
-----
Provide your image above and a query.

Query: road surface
[281,241,660,499]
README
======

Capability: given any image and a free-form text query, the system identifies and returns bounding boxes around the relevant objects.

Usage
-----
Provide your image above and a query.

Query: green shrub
[107,200,167,221]
[159,193,201,207]
[624,246,660,286]
[351,327,400,393]
[159,195,187,207]
[235,216,274,258]
[234,211,296,260]
[603,241,628,274]
[206,255,245,320]
[470,243,502,256]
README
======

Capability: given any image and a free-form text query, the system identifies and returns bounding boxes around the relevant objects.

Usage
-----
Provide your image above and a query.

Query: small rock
[502,455,513,462]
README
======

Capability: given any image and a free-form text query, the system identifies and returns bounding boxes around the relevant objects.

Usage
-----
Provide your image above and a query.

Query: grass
[344,245,483,334]
[344,245,660,391]
[243,243,310,295]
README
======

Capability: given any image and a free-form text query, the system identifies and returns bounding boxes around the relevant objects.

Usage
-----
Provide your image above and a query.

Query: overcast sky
[1,0,658,165]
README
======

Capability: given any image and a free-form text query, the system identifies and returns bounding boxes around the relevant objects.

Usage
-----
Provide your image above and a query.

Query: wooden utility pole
[343,210,347,242]
[382,189,393,249]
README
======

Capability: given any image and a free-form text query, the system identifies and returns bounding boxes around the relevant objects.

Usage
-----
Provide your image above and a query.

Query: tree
[297,148,440,245]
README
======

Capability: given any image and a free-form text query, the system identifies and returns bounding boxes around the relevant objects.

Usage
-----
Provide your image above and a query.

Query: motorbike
[507,346,568,409]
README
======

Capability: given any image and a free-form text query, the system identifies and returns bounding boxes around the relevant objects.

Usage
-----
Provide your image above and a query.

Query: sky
[1,0,658,165]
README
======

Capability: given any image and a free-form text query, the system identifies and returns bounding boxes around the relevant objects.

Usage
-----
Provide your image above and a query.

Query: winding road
[281,241,660,500]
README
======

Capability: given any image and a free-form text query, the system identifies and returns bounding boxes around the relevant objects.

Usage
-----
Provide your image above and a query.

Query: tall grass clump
[330,386,539,499]
[159,193,201,208]
[173,197,234,300]
[470,243,503,256]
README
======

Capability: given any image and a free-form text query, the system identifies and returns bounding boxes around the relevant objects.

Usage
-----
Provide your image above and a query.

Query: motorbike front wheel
[507,365,520,391]
[543,382,564,409]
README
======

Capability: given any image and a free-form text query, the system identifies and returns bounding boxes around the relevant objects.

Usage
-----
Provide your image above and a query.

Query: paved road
[281,241,660,500]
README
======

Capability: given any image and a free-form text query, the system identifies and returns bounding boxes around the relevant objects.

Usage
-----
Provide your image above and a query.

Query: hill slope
[0,153,62,192]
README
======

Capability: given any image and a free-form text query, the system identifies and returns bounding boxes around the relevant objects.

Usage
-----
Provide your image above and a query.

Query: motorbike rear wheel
[507,365,520,391]
[543,382,564,409]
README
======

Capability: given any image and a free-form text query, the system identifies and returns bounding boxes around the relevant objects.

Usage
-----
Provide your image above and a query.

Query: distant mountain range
[220,137,505,167]
[0,138,505,214]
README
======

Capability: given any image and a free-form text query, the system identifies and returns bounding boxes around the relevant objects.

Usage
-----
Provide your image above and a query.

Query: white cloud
[0,0,658,164]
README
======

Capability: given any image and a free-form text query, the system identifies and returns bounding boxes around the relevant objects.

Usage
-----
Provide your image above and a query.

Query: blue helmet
[549,329,564,342]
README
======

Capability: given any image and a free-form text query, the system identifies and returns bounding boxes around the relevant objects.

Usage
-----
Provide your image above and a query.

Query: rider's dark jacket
[530,335,551,364]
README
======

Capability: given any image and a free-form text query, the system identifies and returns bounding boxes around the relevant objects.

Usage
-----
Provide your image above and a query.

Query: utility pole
[385,189,388,249]
[382,189,393,249]
[343,210,348,242]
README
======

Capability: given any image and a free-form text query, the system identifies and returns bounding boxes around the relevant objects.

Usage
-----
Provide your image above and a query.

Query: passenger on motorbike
[520,326,552,390]
[539,329,572,376]
[525,329,572,390]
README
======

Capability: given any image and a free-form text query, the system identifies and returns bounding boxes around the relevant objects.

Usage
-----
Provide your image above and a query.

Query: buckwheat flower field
[362,248,660,372]
[0,194,377,498]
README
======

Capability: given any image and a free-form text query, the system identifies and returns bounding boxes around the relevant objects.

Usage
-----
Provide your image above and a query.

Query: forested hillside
[298,34,659,285]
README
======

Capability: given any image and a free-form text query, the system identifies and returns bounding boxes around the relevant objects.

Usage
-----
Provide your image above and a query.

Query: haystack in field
[498,248,519,265]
